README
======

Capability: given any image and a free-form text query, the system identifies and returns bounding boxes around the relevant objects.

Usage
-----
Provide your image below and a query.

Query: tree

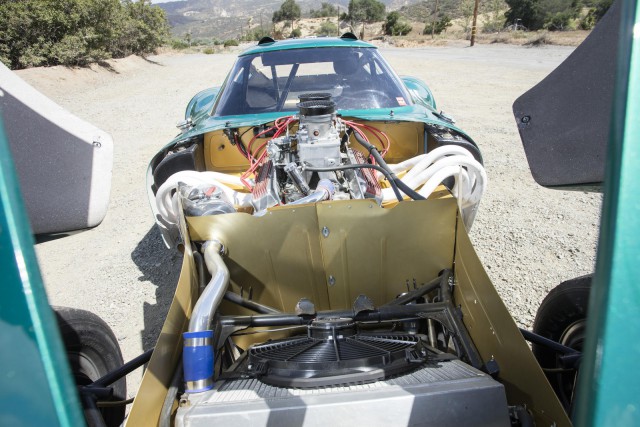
[384,12,412,36]
[504,0,543,29]
[504,0,581,30]
[423,15,452,35]
[272,0,301,29]
[345,0,386,39]
[579,0,612,29]
[0,0,169,69]
[483,0,507,32]
[310,3,338,18]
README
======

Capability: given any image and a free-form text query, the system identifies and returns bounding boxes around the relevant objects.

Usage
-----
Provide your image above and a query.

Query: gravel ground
[18,43,601,396]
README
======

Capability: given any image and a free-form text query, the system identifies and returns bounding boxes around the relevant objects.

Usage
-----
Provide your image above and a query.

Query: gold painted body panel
[454,220,571,427]
[129,186,569,426]
[126,246,197,426]
[203,120,424,173]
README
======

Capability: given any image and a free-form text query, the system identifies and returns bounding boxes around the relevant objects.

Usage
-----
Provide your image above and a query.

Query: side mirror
[402,76,437,111]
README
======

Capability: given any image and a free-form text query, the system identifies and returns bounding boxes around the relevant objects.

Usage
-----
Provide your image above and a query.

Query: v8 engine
[251,94,382,214]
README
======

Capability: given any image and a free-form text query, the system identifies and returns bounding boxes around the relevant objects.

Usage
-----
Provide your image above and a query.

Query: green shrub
[423,15,452,35]
[483,19,506,33]
[290,28,302,38]
[580,9,596,30]
[505,0,591,31]
[203,47,215,54]
[171,39,190,50]
[316,21,338,36]
[223,39,239,47]
[51,33,111,66]
[384,12,413,36]
[0,0,170,69]
[544,11,573,30]
[243,27,272,41]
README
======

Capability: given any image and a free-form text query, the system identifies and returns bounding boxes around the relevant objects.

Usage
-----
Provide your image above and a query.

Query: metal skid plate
[176,358,510,427]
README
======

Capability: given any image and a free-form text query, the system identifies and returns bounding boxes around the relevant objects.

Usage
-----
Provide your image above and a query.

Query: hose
[389,145,473,178]
[351,131,424,201]
[437,140,483,165]
[382,145,487,229]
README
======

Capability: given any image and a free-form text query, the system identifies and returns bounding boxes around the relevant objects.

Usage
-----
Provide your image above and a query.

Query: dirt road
[18,43,601,394]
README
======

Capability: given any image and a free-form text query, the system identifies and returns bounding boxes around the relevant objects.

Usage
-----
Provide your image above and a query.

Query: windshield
[213,47,412,116]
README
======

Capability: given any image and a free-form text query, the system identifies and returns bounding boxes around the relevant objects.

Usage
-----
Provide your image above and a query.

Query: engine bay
[136,94,569,426]
[151,94,486,248]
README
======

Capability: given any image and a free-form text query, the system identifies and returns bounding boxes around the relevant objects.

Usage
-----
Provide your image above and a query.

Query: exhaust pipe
[183,240,229,393]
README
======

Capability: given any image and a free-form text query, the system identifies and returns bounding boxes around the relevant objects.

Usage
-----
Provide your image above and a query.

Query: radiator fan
[247,318,428,388]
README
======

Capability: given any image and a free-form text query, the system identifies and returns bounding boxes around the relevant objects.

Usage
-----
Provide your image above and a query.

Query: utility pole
[470,0,480,46]
[431,0,439,39]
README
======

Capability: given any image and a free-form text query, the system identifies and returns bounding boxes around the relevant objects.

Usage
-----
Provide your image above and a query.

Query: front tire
[532,275,591,410]
[54,307,126,427]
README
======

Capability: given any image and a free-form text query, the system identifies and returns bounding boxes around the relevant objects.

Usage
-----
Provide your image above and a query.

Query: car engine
[154,94,487,243]
[250,94,382,215]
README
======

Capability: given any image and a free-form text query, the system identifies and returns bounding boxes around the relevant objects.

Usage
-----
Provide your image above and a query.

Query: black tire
[54,306,126,427]
[532,275,591,410]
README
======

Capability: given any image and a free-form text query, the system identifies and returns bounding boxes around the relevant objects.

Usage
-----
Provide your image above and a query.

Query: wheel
[532,275,591,410]
[54,306,126,427]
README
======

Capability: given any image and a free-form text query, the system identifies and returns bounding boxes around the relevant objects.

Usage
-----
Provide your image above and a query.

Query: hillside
[157,0,589,47]
[159,0,433,40]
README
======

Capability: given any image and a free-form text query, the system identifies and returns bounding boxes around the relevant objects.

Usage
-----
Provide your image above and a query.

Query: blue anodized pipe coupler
[183,330,214,393]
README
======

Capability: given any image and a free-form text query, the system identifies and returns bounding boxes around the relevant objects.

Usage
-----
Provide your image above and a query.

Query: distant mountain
[157,0,431,40]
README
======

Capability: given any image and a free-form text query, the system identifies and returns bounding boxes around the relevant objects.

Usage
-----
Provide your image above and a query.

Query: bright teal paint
[402,76,438,111]
[574,0,640,425]
[239,37,375,57]
[185,87,219,121]
[0,118,85,426]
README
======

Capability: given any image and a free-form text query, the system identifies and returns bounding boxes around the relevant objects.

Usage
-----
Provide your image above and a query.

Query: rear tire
[532,275,591,410]
[54,306,126,427]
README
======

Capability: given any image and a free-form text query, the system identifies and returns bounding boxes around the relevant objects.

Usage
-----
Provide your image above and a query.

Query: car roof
[239,36,376,57]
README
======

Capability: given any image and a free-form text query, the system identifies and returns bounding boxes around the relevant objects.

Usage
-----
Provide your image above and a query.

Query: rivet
[322,226,330,238]
[328,275,336,286]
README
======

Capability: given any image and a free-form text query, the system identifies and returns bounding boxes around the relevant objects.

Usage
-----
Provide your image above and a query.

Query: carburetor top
[297,99,336,117]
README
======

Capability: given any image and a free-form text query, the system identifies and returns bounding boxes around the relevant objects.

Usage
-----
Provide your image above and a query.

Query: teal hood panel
[168,105,474,149]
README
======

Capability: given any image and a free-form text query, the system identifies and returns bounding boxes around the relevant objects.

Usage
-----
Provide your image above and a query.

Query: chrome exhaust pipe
[184,240,229,393]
